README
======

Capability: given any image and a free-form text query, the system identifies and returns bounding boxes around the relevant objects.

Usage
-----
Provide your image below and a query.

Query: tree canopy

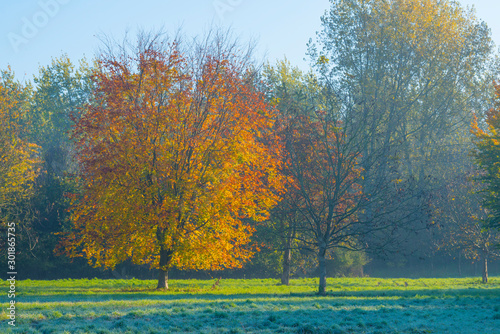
[0,70,39,224]
[56,33,286,288]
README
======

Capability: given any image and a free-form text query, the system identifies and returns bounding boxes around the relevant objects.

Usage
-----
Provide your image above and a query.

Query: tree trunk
[281,225,295,285]
[157,268,169,289]
[482,252,488,284]
[281,244,292,285]
[458,250,462,277]
[156,247,173,289]
[318,245,327,295]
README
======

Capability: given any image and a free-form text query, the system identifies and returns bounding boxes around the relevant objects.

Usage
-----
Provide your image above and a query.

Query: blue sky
[1,0,499,82]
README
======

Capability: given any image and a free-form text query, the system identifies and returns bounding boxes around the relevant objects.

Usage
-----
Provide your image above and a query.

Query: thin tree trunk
[458,250,462,277]
[281,243,292,285]
[318,245,327,295]
[281,224,296,286]
[482,252,488,284]
[156,247,173,289]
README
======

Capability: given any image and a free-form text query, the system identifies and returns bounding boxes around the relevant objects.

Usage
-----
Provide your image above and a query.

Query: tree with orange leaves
[56,32,285,289]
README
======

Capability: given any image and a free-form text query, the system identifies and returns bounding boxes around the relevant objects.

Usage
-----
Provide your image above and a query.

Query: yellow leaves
[59,38,286,274]
[0,80,40,211]
[472,104,500,152]
[366,0,469,62]
[270,97,281,106]
[317,55,330,65]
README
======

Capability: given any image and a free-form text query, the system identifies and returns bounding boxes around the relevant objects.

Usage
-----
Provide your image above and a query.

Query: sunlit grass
[1,277,499,333]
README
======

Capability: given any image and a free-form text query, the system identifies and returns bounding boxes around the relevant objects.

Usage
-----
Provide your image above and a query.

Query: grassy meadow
[1,277,499,333]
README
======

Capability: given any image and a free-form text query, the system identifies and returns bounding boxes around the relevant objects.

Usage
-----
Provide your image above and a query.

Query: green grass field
[1,277,499,333]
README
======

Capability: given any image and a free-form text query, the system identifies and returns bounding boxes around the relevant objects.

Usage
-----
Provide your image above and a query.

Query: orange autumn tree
[57,33,285,289]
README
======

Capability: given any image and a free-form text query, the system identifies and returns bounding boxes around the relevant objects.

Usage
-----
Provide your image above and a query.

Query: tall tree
[265,60,384,294]
[310,0,495,209]
[307,0,497,278]
[265,61,365,293]
[57,32,285,289]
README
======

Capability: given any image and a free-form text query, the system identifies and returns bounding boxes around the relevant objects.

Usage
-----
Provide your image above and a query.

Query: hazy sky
[1,0,499,81]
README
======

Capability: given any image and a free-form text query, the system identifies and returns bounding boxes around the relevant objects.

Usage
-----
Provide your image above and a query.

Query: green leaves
[472,83,500,230]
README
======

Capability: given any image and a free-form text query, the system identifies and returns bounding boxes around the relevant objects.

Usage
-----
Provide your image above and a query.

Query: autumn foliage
[0,72,39,219]
[56,37,285,287]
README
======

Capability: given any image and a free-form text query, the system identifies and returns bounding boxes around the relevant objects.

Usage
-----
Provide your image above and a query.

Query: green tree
[25,56,93,277]
[472,82,500,232]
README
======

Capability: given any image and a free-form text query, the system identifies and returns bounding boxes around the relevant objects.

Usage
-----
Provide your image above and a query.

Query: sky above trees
[1,0,499,81]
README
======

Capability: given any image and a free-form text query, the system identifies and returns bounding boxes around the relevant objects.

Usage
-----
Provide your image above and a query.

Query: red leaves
[58,37,286,272]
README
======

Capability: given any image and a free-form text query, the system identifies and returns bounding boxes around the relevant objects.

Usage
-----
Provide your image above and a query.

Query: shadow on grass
[17,285,500,305]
